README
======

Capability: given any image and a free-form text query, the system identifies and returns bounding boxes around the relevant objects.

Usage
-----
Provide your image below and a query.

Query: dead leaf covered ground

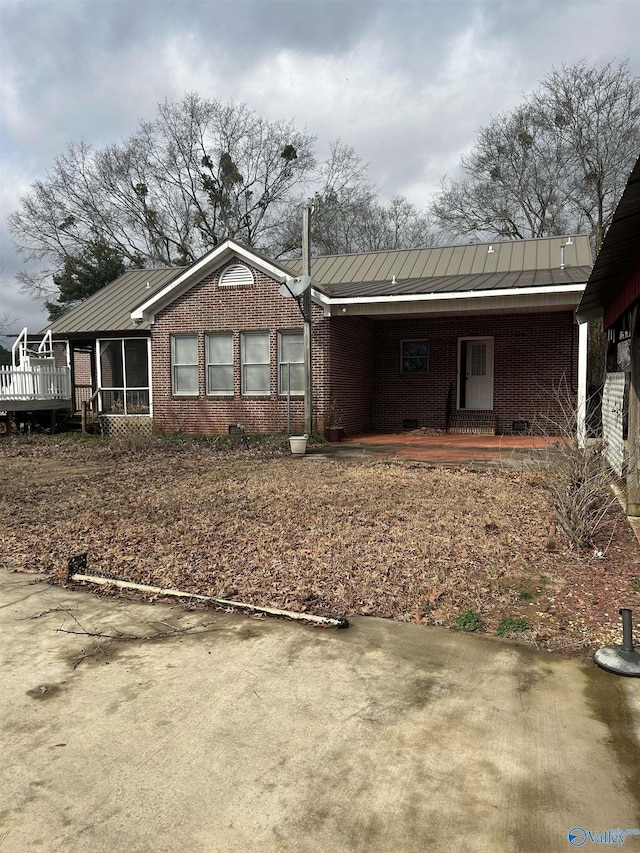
[1,435,639,654]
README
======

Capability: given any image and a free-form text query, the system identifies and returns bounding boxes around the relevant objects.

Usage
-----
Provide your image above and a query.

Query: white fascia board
[131,240,292,322]
[325,283,586,307]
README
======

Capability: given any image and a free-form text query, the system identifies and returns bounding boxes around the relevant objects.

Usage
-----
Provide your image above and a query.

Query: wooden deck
[0,365,72,412]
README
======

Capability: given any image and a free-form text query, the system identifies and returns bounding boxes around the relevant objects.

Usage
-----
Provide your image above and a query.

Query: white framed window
[219,264,254,288]
[171,335,198,395]
[206,334,234,396]
[278,331,304,395]
[98,338,150,415]
[401,339,429,374]
[241,332,270,395]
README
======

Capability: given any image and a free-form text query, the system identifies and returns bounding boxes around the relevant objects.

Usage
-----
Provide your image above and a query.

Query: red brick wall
[329,317,375,434]
[372,312,577,434]
[151,259,328,435]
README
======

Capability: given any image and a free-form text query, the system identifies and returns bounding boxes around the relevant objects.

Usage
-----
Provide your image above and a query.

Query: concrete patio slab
[314,433,559,466]
[1,569,639,853]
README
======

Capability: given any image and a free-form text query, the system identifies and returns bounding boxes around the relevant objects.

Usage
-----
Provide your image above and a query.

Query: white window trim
[171,334,199,397]
[241,331,270,396]
[206,333,234,396]
[400,338,429,374]
[278,330,304,396]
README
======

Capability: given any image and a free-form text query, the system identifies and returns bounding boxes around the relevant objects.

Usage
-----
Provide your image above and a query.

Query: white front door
[459,338,493,410]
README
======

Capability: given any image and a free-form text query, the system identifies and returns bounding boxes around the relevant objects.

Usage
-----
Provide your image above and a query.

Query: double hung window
[401,340,429,374]
[278,331,304,395]
[171,335,198,395]
[206,334,234,395]
[241,332,270,395]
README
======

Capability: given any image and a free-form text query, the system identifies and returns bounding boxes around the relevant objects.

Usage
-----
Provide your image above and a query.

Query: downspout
[577,320,588,448]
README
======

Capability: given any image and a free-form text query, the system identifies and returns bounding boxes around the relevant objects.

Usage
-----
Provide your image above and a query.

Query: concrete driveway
[2,569,640,853]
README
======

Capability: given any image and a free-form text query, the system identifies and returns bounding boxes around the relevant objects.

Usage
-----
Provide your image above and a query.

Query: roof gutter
[314,283,586,315]
[321,283,586,305]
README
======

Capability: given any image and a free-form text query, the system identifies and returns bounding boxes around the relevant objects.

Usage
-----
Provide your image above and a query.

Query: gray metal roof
[289,234,592,293]
[577,156,640,323]
[45,234,592,337]
[46,268,180,336]
[326,266,590,298]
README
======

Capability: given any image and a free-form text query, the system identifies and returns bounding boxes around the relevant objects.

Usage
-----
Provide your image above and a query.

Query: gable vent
[218,264,254,288]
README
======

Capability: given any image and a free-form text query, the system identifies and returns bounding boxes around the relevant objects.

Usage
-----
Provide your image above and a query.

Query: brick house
[43,234,592,437]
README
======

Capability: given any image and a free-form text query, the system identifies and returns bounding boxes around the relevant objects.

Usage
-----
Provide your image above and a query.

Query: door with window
[458,337,493,410]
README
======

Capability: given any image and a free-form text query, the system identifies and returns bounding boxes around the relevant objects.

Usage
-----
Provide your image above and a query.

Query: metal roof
[577,156,640,323]
[46,268,180,336]
[326,266,590,298]
[289,234,592,291]
[45,234,592,337]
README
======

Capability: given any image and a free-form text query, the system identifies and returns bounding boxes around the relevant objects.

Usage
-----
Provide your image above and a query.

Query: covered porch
[325,309,587,439]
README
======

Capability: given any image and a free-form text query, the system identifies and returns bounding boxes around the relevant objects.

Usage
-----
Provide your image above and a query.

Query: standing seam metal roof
[46,268,180,335]
[288,234,592,287]
[45,235,592,336]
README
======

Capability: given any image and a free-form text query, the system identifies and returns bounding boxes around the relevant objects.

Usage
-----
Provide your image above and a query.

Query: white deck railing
[0,365,72,403]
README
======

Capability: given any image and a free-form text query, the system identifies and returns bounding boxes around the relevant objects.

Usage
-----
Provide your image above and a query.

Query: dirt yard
[1,435,639,654]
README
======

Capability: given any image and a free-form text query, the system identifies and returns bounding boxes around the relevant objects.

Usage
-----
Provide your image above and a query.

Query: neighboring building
[2,234,592,438]
[578,156,640,516]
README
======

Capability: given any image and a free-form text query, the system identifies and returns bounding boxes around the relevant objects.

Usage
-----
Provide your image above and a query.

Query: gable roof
[577,156,640,324]
[131,239,299,323]
[46,239,300,336]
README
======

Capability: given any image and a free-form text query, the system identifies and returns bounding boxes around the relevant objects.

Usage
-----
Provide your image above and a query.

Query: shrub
[533,379,617,548]
[496,616,532,637]
[455,609,482,632]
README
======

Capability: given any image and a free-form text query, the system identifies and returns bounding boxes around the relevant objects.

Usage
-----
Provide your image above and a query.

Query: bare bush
[532,379,618,548]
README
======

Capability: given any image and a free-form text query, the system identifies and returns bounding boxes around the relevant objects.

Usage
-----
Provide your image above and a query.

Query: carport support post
[577,320,588,449]
[302,202,313,436]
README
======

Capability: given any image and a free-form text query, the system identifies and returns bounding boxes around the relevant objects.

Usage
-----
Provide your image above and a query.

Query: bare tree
[9,94,317,286]
[278,141,436,257]
[432,61,640,250]
[534,61,640,250]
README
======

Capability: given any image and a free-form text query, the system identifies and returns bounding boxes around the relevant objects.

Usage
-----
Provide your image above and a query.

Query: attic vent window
[219,264,254,288]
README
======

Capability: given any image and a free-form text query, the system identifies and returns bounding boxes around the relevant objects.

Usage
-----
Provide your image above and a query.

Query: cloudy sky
[1,0,639,337]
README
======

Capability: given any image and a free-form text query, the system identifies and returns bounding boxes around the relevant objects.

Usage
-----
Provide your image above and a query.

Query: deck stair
[447,411,497,435]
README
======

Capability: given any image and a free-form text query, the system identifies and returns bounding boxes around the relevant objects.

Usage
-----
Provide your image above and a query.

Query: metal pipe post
[620,608,635,653]
[302,203,313,436]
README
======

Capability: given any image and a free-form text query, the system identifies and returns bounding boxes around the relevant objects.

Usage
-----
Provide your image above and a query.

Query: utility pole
[302,201,313,435]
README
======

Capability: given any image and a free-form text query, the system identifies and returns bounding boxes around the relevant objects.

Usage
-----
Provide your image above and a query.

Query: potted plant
[289,433,308,455]
[324,392,345,442]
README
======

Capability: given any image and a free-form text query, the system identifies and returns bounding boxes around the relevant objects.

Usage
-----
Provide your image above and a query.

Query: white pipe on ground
[69,573,350,629]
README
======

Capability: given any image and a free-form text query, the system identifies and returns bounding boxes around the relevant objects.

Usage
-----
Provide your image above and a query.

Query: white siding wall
[602,372,627,477]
